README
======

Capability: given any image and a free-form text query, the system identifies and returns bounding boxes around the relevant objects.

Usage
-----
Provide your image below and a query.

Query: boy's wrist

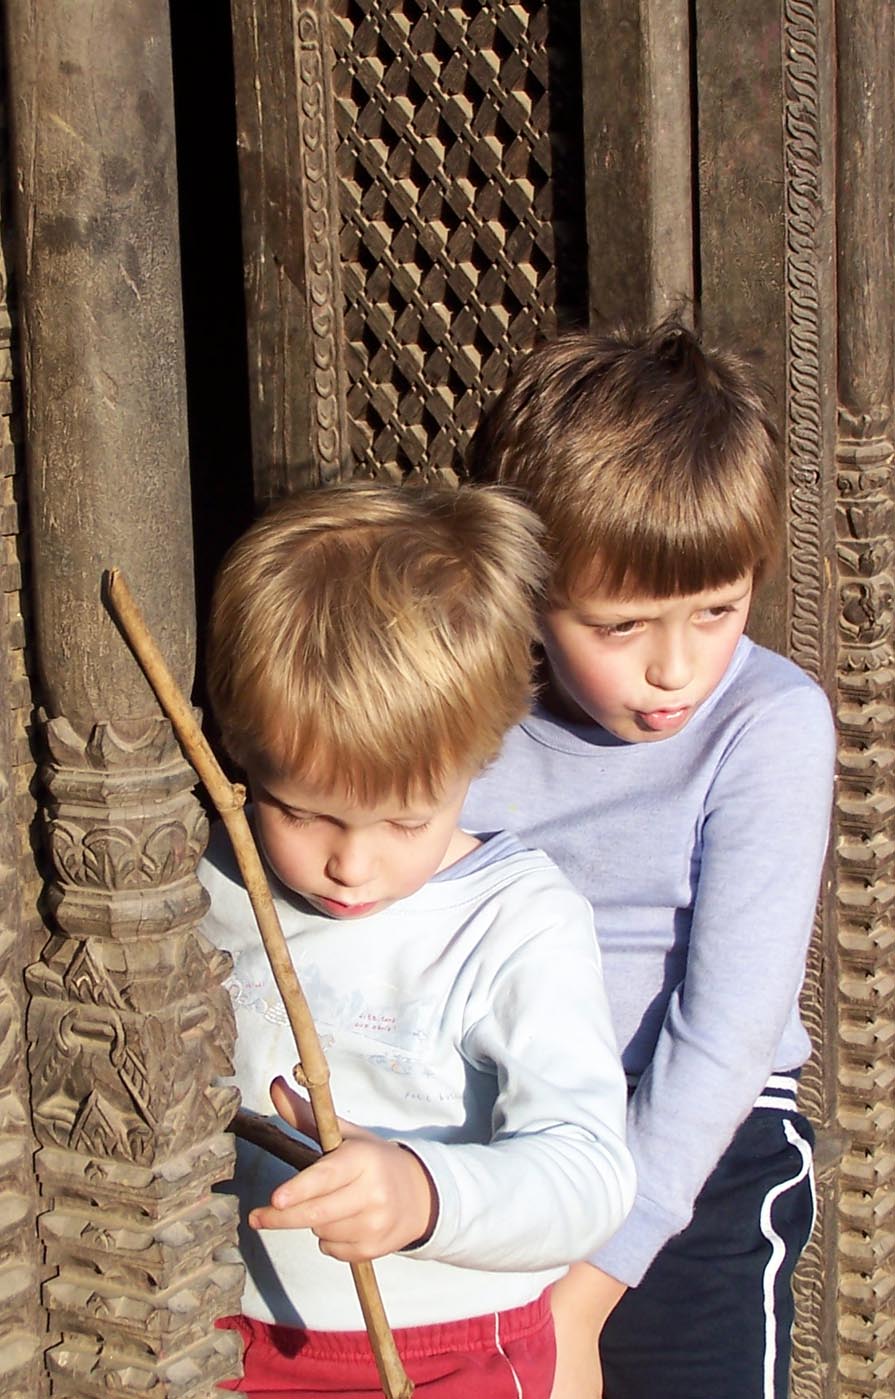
[396,1143,440,1249]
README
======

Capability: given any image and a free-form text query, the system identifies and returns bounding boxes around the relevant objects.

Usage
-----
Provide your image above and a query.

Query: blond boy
[200,482,635,1398]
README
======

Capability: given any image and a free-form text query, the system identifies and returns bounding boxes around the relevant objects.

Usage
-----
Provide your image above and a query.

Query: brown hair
[469,320,783,602]
[207,481,547,801]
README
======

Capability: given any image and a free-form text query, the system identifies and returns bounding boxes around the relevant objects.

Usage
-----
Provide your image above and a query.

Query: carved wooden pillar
[833,5,895,1395]
[580,0,695,326]
[0,33,47,1389]
[696,7,840,1394]
[0,201,45,1397]
[5,4,242,1395]
[231,0,349,500]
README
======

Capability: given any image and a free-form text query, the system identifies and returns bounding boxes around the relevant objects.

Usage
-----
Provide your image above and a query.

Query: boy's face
[247,766,477,919]
[541,572,754,743]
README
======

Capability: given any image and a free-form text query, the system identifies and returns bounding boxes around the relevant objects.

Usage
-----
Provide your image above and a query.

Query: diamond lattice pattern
[331,0,584,480]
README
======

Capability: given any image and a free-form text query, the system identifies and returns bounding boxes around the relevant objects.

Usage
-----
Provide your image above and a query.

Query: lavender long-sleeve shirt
[463,637,835,1285]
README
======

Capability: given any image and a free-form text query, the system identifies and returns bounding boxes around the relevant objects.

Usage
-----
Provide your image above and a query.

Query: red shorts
[216,1290,555,1398]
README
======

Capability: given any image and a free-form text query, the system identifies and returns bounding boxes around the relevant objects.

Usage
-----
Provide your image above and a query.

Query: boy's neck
[438,826,481,872]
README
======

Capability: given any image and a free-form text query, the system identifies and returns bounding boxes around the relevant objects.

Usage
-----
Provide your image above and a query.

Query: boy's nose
[325,835,374,888]
[645,636,692,692]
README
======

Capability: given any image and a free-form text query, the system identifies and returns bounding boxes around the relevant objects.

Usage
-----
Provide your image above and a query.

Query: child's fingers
[315,1218,380,1262]
[269,1075,368,1143]
[267,1144,361,1212]
[249,1176,367,1236]
[247,1138,434,1258]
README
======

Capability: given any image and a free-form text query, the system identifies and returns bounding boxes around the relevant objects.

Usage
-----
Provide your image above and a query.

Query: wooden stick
[232,1107,321,1174]
[105,568,413,1399]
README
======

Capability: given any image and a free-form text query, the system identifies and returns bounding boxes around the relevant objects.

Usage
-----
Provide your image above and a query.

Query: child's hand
[247,1076,438,1262]
[549,1262,627,1399]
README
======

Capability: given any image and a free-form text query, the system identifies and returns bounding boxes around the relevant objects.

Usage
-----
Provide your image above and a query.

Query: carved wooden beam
[231,0,349,499]
[834,3,895,1395]
[581,0,695,327]
[4,3,243,1394]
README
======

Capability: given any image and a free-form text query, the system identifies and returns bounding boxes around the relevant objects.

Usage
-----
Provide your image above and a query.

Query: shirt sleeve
[592,681,835,1285]
[401,885,636,1272]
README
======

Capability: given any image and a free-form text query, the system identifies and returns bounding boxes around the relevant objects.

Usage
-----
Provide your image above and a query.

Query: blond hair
[469,320,783,602]
[207,482,547,800]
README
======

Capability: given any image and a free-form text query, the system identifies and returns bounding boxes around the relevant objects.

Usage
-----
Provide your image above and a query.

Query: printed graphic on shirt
[226,953,436,1074]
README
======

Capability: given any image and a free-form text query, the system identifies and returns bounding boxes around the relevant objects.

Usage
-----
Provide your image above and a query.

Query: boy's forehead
[249,761,471,819]
[566,570,754,613]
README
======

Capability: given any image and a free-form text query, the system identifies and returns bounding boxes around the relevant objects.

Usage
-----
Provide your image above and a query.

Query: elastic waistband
[219,1288,552,1362]
[753,1071,800,1110]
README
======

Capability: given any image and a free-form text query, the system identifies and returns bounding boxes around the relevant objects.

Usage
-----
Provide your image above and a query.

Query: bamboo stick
[105,568,414,1399]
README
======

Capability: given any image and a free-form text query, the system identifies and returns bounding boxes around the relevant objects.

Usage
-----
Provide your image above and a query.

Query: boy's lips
[312,894,380,918]
[637,704,691,732]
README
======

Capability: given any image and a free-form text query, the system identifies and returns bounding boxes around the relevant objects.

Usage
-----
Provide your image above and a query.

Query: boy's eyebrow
[262,785,438,823]
[572,600,652,621]
[267,793,318,817]
[574,581,753,621]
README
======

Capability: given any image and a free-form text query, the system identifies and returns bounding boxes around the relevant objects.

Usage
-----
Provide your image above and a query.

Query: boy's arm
[592,682,835,1287]
[549,1263,626,1399]
[252,882,635,1272]
[396,883,636,1271]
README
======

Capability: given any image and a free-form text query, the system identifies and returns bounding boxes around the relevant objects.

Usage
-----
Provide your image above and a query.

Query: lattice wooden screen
[330,0,586,481]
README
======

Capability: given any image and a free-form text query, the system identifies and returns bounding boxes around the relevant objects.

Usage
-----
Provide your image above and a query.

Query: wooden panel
[581,0,694,327]
[231,0,349,500]
[231,0,589,491]
[332,0,587,480]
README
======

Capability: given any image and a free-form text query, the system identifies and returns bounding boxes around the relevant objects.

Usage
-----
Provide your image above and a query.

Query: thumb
[269,1075,371,1143]
[270,1075,319,1139]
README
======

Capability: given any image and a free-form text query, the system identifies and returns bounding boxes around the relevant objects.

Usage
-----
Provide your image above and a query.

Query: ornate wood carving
[0,66,45,1395]
[231,0,349,500]
[0,681,41,1399]
[5,2,243,1393]
[27,719,242,1396]
[833,4,895,1395]
[232,0,588,495]
[0,304,44,1399]
[781,4,839,1394]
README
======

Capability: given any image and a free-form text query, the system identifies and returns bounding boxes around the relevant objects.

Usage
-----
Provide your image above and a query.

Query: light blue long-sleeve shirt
[463,637,835,1285]
[202,829,635,1328]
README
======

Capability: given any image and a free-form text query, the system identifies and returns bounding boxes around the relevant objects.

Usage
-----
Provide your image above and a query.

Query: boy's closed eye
[277,807,318,827]
[591,620,641,637]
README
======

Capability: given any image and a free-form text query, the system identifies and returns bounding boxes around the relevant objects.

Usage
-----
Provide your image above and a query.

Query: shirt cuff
[589,1192,688,1287]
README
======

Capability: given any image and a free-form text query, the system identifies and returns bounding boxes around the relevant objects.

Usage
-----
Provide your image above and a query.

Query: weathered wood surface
[0,3,891,1394]
[833,4,895,1396]
[5,2,243,1394]
[581,0,694,327]
[231,0,348,500]
[231,0,588,495]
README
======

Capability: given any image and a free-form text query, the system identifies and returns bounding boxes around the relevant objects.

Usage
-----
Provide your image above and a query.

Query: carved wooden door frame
[0,4,889,1397]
